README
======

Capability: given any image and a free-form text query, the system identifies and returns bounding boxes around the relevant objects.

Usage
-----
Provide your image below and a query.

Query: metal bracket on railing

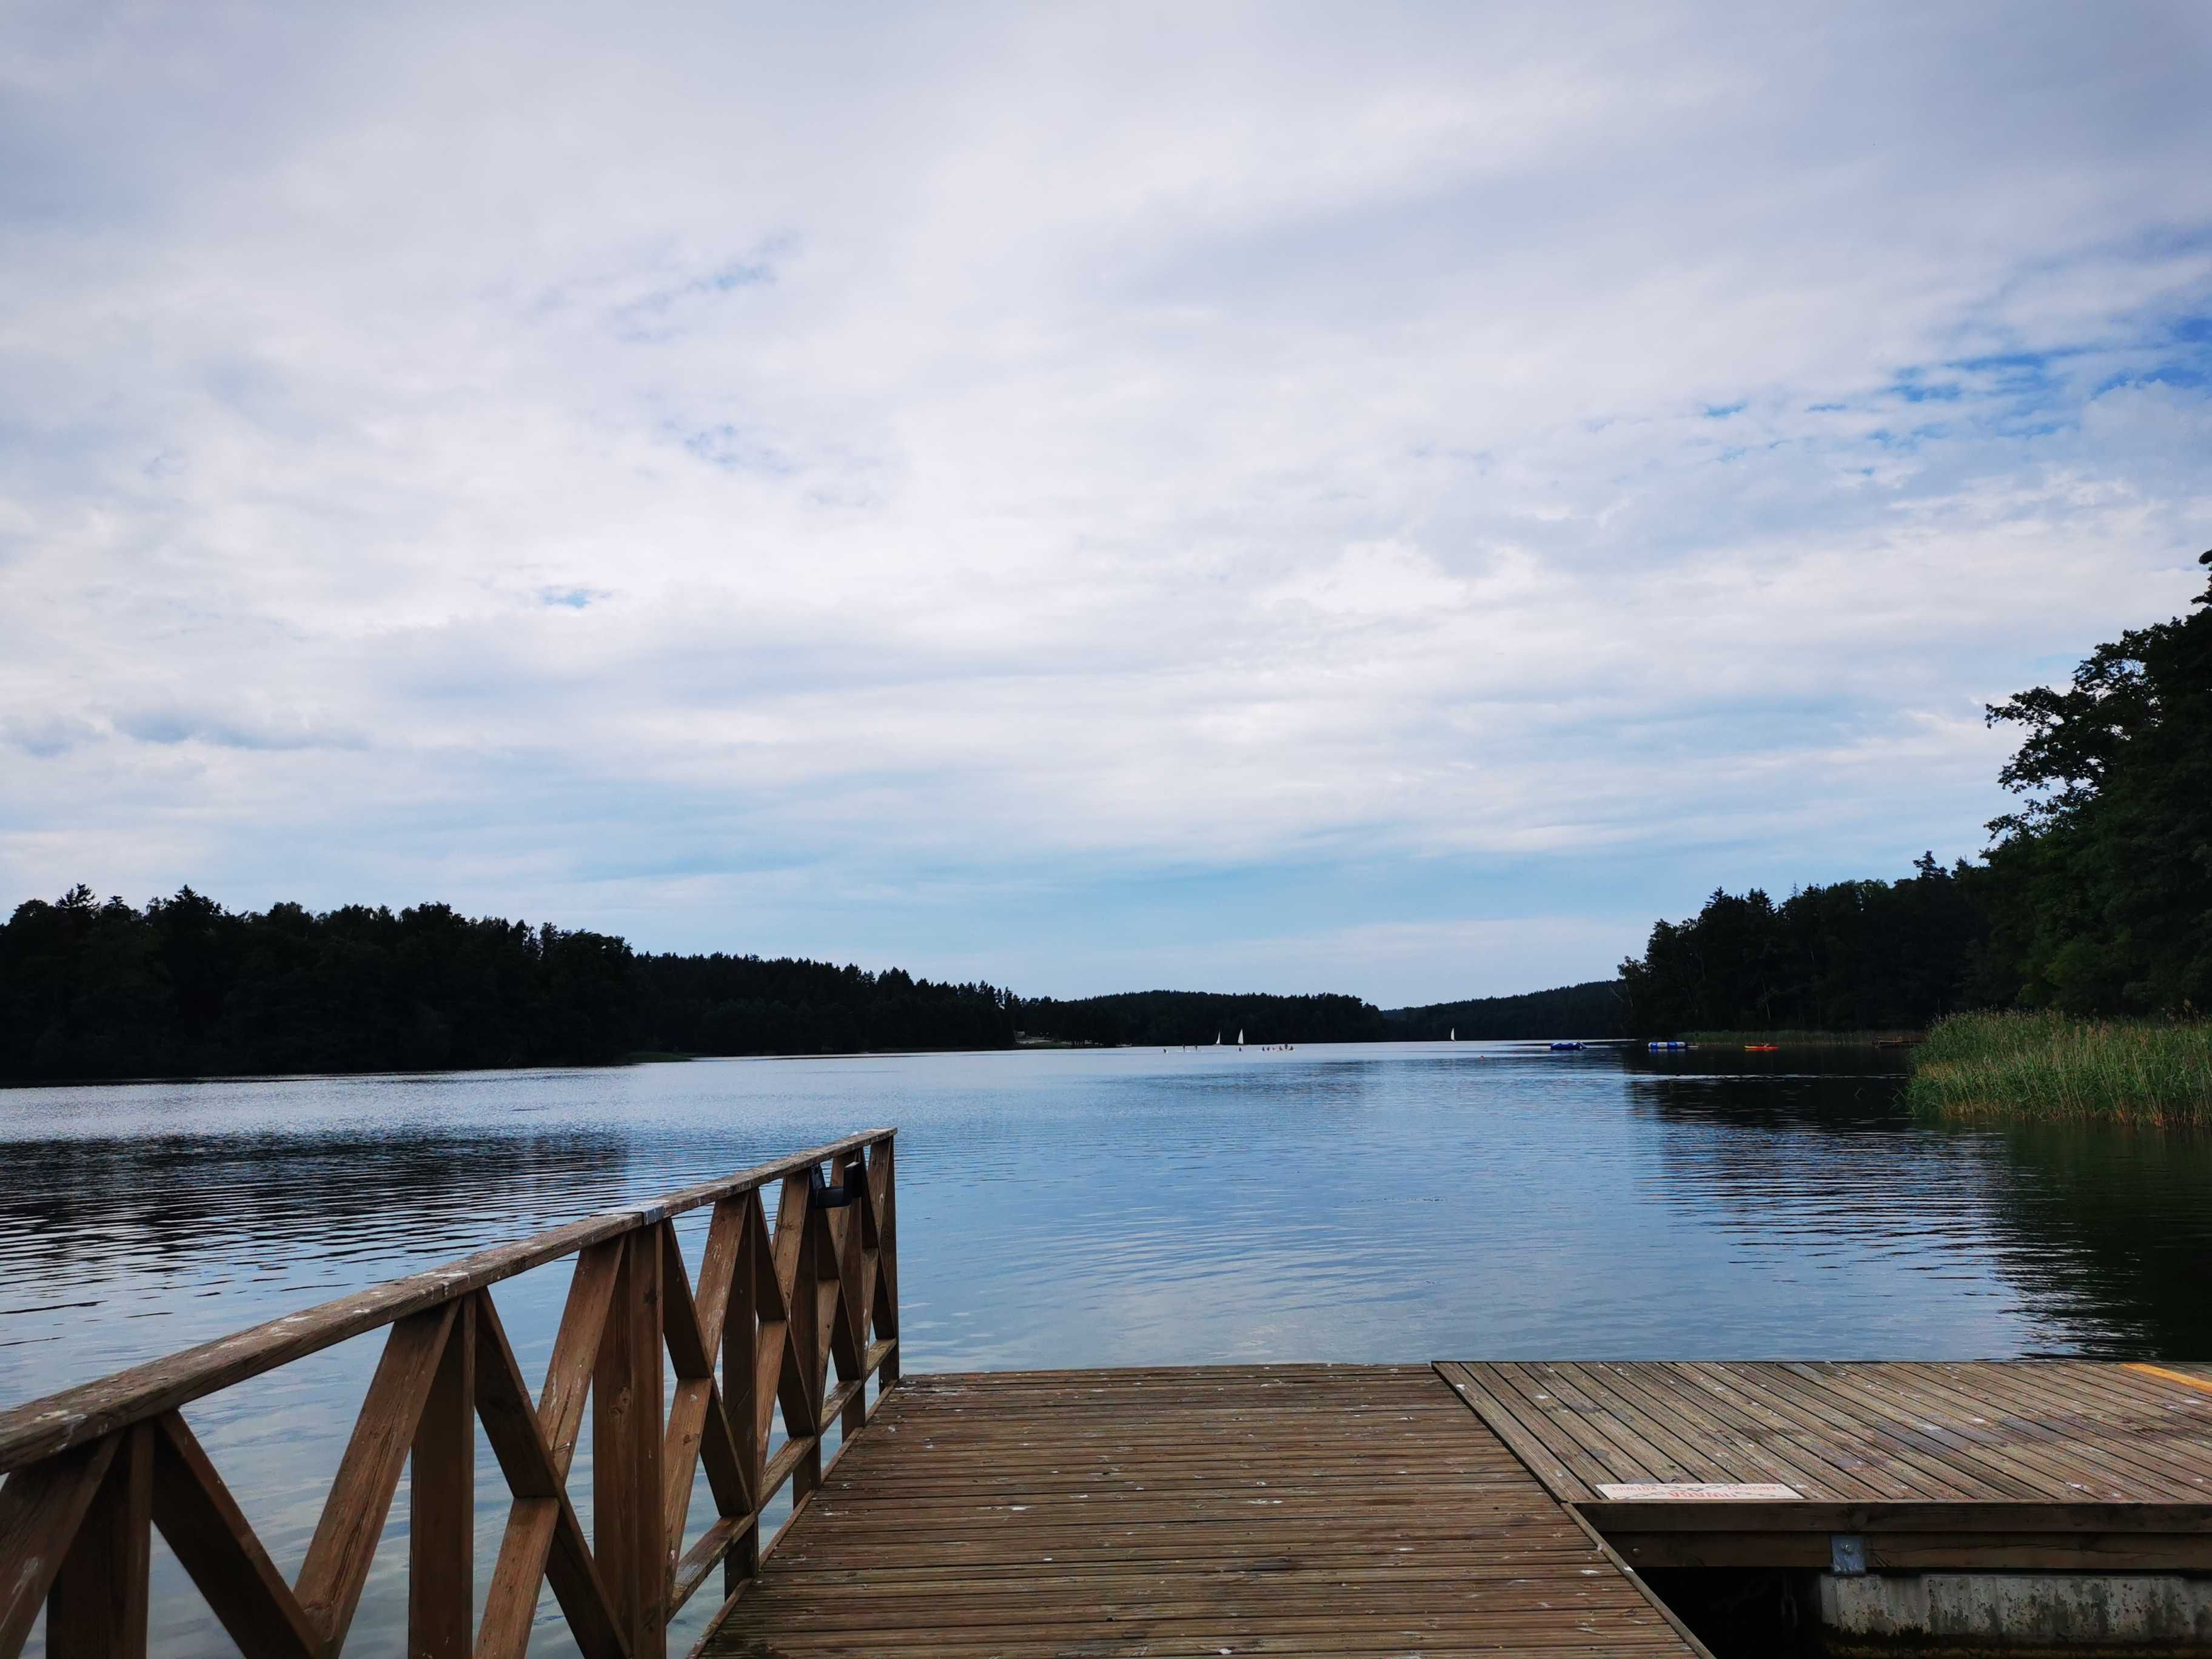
[808,1162,858,1208]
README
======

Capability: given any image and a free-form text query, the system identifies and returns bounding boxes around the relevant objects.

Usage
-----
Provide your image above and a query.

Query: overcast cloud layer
[4,2,2210,1003]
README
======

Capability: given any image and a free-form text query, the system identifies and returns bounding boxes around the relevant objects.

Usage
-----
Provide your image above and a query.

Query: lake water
[5,1041,2209,1654]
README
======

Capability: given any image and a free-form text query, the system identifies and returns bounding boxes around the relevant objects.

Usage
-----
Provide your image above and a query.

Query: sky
[2,2,2210,1007]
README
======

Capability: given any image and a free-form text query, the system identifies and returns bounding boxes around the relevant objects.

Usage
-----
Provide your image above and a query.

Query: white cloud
[2,2,2208,998]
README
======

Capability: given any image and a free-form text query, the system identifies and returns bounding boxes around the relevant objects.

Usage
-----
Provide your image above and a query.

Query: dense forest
[0,890,1014,1081]
[1622,551,2212,1034]
[1618,856,1988,1034]
[1382,980,1628,1041]
[1017,990,1390,1047]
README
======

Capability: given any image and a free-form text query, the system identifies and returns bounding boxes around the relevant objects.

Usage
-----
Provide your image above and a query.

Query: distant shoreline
[1,1034,1623,1090]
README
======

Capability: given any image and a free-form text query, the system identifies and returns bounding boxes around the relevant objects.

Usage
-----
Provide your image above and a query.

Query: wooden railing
[0,1128,899,1659]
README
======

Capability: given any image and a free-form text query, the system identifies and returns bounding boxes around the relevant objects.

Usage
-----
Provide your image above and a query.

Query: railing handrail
[0,1127,892,1474]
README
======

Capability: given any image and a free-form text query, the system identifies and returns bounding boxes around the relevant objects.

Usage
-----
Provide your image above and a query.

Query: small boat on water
[1237,1029,1245,1048]
[1449,1028,1456,1042]
[1549,1041,1584,1051]
[1647,1040,1689,1051]
[1744,1043,1780,1053]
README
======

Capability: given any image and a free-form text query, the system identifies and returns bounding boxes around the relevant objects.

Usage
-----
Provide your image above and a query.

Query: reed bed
[1906,1010,2212,1128]
[1682,1030,1920,1047]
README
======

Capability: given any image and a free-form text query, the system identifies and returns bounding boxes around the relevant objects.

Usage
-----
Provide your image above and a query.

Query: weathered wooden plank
[1659,1361,1912,1500]
[0,1435,118,1659]
[689,1198,746,1359]
[1882,1363,2195,1501]
[722,1191,765,1594]
[774,1175,824,1503]
[1583,1361,1832,1497]
[865,1137,898,1386]
[45,1422,152,1659]
[1672,1361,1979,1500]
[1435,1362,1601,1500]
[408,1296,474,1659]
[828,1152,871,1438]
[1951,1362,2212,1494]
[295,1302,457,1651]
[701,1368,1705,1659]
[595,1231,666,1659]
[1436,1356,2212,1566]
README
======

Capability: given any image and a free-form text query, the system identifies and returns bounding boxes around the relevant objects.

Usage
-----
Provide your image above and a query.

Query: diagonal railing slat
[0,1129,899,1659]
[146,1413,318,1659]
[472,1287,629,1659]
[295,1301,458,1649]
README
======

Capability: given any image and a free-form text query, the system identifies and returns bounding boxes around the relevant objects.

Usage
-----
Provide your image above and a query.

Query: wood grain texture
[596,1232,666,1659]
[1443,1359,2212,1507]
[408,1298,474,1659]
[702,1366,1704,1659]
[1442,1358,2212,1574]
[47,1422,153,1659]
[0,1435,116,1659]
[295,1303,458,1651]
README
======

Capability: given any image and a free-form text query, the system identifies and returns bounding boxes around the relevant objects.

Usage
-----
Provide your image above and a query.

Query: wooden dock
[700,1366,1705,1657]
[1441,1359,2212,1573]
[6,1130,2212,1659]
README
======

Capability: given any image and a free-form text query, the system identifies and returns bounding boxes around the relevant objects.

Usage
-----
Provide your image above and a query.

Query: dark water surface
[5,1042,2208,1653]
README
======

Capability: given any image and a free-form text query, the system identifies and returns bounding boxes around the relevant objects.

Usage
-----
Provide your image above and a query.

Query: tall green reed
[1907,1010,2212,1128]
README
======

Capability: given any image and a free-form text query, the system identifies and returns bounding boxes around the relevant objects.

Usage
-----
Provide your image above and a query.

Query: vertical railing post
[409,1295,474,1659]
[723,1193,763,1594]
[871,1134,899,1386]
[831,1150,868,1438]
[778,1173,823,1503]
[595,1228,666,1659]
[45,1424,151,1659]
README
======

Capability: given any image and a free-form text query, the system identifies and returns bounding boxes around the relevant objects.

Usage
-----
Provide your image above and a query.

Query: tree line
[1622,551,2211,1034]
[0,890,1015,1081]
[1015,990,1391,1047]
[1383,980,1629,1041]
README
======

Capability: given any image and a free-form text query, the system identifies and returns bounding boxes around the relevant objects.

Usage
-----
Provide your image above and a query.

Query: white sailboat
[1236,1029,1245,1047]
[1449,1027,1456,1042]
[1214,1032,1221,1045]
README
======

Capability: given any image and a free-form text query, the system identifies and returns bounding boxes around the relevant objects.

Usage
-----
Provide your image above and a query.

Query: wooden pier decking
[1441,1359,2212,1573]
[700,1366,1706,1658]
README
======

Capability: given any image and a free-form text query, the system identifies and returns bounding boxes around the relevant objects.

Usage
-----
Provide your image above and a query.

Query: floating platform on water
[1441,1358,2212,1573]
